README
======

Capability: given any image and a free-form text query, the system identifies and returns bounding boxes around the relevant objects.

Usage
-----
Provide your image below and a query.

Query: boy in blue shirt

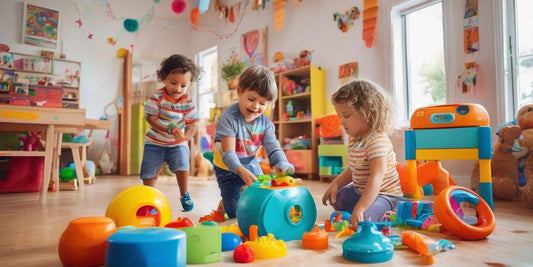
[213,65,295,218]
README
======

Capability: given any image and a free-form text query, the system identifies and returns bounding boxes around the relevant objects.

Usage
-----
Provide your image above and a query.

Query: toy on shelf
[105,185,172,228]
[18,131,40,151]
[283,136,311,150]
[293,49,313,68]
[404,104,493,209]
[401,231,455,265]
[268,52,295,73]
[433,186,495,240]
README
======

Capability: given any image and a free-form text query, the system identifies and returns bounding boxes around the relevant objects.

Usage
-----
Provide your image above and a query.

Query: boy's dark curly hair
[157,54,201,82]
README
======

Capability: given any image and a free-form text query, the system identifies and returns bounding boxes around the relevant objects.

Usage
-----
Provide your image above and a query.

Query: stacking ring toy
[434,186,495,240]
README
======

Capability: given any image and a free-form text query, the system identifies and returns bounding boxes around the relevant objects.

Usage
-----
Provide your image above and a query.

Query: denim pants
[139,144,190,179]
[214,162,263,218]
[333,183,404,222]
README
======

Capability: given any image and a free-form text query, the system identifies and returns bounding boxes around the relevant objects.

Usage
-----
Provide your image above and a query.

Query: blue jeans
[215,162,263,218]
[333,183,405,222]
[140,144,190,179]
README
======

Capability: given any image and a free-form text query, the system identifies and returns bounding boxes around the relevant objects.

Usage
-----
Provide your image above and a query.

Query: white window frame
[195,45,218,119]
[499,0,532,122]
[390,0,447,127]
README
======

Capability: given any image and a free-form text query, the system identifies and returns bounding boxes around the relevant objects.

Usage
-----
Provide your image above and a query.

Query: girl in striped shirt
[322,79,403,226]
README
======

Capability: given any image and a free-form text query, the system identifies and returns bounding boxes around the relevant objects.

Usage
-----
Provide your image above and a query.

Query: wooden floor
[1,175,533,267]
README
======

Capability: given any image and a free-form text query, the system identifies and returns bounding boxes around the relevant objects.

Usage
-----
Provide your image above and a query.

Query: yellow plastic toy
[244,234,287,259]
[221,224,245,241]
[105,185,172,228]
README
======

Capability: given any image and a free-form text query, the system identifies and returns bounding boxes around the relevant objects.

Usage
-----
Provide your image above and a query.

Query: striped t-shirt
[144,88,198,147]
[348,132,402,196]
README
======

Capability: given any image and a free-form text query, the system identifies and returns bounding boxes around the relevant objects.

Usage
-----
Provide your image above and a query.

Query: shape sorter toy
[404,104,493,209]
[318,144,348,182]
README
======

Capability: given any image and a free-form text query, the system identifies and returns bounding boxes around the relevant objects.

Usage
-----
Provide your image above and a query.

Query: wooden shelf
[281,92,311,100]
[0,66,54,75]
[280,65,311,77]
[0,151,46,157]
[281,118,312,124]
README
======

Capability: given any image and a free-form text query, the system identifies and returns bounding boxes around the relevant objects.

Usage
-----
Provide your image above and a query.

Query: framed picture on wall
[22,3,60,49]
[240,26,267,66]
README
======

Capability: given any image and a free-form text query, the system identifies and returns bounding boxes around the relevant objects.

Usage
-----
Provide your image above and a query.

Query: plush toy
[517,104,533,207]
[194,152,214,177]
[489,125,523,200]
[18,131,40,151]
[293,50,313,67]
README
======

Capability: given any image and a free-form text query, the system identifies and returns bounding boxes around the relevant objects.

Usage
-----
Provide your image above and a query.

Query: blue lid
[342,221,394,263]
[108,227,185,243]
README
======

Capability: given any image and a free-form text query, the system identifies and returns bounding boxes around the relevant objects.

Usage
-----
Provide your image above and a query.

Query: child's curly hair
[331,79,394,135]
[157,54,201,82]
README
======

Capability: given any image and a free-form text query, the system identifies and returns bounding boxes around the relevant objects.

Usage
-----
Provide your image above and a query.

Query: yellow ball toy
[105,185,172,228]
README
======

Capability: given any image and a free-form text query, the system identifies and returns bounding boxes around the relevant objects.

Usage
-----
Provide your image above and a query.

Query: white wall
[1,0,503,184]
[0,0,191,167]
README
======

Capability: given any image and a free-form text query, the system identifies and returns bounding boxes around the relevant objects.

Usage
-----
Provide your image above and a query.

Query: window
[508,0,533,114]
[396,1,446,119]
[196,46,218,119]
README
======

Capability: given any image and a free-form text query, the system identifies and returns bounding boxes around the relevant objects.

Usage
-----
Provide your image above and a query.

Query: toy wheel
[434,186,495,240]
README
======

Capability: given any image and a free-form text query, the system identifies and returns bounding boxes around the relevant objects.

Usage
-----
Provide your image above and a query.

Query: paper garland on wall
[190,0,250,40]
[362,0,378,47]
[333,6,360,33]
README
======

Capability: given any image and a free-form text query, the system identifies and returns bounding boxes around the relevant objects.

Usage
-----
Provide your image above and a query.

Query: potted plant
[221,54,245,90]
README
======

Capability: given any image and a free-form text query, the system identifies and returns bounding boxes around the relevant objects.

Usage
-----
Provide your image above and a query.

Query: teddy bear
[193,152,214,177]
[489,125,523,200]
[516,104,533,207]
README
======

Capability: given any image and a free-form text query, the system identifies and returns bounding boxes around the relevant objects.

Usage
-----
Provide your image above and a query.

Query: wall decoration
[240,27,267,65]
[338,62,358,85]
[463,26,479,54]
[457,62,477,95]
[22,3,60,49]
[362,0,378,48]
[333,7,360,33]
[192,0,249,40]
[273,0,285,30]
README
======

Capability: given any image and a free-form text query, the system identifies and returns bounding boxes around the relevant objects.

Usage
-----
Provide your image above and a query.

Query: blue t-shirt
[213,103,286,172]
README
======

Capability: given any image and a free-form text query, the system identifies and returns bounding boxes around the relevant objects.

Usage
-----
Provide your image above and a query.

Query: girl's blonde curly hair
[331,79,394,135]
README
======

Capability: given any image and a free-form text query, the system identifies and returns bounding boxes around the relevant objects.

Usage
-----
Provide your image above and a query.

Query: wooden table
[0,105,86,203]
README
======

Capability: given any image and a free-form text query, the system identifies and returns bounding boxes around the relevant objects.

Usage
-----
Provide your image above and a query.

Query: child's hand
[237,166,257,186]
[275,161,295,175]
[351,207,365,226]
[322,183,339,206]
[168,124,185,138]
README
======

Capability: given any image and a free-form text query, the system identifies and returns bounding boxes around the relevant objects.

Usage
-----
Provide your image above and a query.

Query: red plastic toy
[233,244,255,263]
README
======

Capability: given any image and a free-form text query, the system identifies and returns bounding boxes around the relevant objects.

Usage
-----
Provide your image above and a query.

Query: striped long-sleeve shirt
[348,132,402,196]
[144,88,198,147]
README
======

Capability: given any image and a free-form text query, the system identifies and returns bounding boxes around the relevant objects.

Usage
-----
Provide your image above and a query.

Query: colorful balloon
[123,19,139,32]
[171,0,186,14]
[190,8,200,24]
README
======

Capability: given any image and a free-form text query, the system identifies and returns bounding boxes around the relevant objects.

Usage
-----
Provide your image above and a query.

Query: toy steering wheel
[433,186,495,240]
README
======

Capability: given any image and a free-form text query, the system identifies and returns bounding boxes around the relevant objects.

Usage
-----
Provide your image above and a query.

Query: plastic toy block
[479,160,491,182]
[478,126,492,159]
[318,145,348,157]
[414,127,479,149]
[405,130,416,160]
[319,156,343,168]
[320,167,332,175]
[416,148,479,160]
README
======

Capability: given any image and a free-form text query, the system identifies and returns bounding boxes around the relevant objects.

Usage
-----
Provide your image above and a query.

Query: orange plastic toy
[397,161,455,196]
[434,186,495,240]
[199,210,226,223]
[401,231,437,264]
[302,226,328,250]
[58,217,117,267]
[363,0,379,48]
[410,104,489,129]
[315,114,343,138]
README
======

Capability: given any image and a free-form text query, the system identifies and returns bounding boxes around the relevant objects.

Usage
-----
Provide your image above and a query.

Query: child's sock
[180,192,194,212]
